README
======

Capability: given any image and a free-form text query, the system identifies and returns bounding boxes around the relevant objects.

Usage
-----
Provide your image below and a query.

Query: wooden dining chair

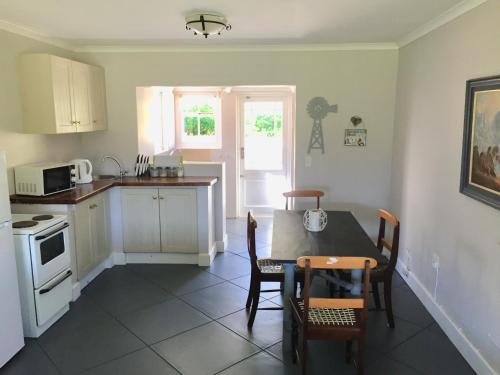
[370,209,400,328]
[246,211,303,328]
[290,256,376,375]
[283,190,324,210]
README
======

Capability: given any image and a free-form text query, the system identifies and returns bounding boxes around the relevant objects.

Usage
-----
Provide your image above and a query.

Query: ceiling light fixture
[185,12,231,39]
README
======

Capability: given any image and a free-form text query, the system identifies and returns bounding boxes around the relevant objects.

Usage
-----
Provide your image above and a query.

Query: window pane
[199,103,214,113]
[184,116,199,135]
[243,101,284,170]
[200,117,215,135]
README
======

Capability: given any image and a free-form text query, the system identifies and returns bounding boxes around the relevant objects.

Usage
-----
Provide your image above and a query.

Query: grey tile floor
[0,218,474,375]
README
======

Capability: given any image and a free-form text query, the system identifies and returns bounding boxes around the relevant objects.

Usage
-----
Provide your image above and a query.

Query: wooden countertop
[10,176,218,205]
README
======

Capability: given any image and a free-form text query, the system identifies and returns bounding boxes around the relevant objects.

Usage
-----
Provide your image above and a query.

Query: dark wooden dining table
[270,210,386,355]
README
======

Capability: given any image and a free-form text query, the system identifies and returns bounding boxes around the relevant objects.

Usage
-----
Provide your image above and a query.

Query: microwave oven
[15,162,76,196]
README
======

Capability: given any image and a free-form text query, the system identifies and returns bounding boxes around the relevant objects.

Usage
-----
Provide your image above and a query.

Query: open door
[238,93,294,216]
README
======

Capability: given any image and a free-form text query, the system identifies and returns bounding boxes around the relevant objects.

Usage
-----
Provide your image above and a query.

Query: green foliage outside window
[253,114,282,136]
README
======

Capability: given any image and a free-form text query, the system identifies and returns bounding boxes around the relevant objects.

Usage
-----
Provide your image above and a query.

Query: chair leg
[372,281,381,309]
[345,340,352,363]
[291,317,298,363]
[356,337,364,375]
[246,275,255,310]
[383,279,395,328]
[301,339,308,375]
[247,280,261,328]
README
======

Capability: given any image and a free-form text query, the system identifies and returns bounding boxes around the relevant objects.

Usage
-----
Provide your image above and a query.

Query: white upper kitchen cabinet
[17,54,107,134]
[88,64,108,131]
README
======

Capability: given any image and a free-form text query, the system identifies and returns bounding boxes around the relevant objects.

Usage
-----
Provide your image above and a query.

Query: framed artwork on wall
[460,75,500,210]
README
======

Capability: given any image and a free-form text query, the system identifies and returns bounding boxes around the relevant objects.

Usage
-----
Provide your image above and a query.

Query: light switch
[305,155,312,167]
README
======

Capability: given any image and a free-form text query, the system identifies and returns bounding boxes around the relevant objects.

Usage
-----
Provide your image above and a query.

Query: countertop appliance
[12,213,72,338]
[0,151,25,367]
[14,162,76,196]
[69,159,93,184]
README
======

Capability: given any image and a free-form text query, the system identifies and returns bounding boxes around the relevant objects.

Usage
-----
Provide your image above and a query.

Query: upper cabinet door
[50,56,76,133]
[70,61,93,132]
[88,65,108,131]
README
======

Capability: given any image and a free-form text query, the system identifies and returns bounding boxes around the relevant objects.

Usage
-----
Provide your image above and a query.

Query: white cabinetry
[74,193,109,279]
[18,54,107,134]
[159,188,198,253]
[121,188,198,253]
[121,188,161,252]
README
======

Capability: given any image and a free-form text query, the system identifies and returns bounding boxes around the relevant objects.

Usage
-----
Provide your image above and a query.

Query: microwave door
[43,166,73,195]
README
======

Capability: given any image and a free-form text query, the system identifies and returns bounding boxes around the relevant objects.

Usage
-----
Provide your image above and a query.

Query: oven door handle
[39,270,72,295]
[34,223,69,241]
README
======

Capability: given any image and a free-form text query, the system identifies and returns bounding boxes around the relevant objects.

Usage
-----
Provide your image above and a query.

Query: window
[175,92,222,149]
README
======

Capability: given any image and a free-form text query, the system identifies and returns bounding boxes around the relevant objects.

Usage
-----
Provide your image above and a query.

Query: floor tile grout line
[34,340,64,375]
[211,349,271,375]
[381,353,427,374]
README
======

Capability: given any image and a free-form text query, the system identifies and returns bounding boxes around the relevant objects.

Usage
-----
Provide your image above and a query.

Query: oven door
[43,165,75,195]
[29,222,71,289]
[34,269,72,326]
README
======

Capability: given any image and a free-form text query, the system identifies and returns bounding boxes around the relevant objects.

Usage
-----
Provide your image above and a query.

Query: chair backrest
[376,209,400,272]
[247,211,258,270]
[283,190,325,210]
[297,256,376,332]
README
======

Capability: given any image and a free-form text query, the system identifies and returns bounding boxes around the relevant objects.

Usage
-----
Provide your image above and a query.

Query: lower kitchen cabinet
[121,188,161,252]
[121,187,198,253]
[159,188,197,253]
[74,193,109,279]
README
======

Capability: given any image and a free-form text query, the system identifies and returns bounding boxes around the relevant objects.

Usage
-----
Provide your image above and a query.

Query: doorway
[237,90,295,216]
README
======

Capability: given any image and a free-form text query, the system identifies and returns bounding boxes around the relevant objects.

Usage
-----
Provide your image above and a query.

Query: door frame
[235,88,296,217]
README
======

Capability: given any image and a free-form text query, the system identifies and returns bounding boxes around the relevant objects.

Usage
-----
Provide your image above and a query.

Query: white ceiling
[0,0,469,46]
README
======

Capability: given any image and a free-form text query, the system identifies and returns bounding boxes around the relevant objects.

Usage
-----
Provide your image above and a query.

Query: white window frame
[174,90,222,149]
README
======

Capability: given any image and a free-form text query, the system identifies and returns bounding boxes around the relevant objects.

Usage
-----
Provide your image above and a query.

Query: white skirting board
[396,261,496,375]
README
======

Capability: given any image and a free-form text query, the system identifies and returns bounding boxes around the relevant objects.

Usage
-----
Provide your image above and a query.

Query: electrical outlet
[432,254,440,269]
[305,155,312,167]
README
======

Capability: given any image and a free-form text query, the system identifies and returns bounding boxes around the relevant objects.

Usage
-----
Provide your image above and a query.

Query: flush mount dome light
[185,13,231,38]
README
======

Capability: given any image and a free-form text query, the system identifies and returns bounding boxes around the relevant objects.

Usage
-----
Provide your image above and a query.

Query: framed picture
[344,129,367,147]
[460,75,500,210]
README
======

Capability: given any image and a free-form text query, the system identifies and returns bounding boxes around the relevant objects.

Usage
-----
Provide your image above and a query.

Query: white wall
[391,1,500,371]
[0,30,82,193]
[78,49,398,235]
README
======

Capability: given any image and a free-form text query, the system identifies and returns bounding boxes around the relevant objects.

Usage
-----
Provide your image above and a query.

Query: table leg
[281,263,295,356]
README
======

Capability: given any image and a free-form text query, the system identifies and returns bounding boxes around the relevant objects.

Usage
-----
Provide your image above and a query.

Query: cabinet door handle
[89,204,98,209]
[76,121,81,124]
[93,120,97,123]
[159,196,164,200]
[152,196,158,200]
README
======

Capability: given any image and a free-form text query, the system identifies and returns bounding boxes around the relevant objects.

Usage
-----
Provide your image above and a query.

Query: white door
[89,194,109,263]
[121,188,161,252]
[238,95,292,216]
[70,61,93,132]
[159,188,198,253]
[50,56,76,133]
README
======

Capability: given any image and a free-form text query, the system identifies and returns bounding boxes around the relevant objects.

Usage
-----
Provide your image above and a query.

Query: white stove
[12,213,72,337]
[11,213,67,235]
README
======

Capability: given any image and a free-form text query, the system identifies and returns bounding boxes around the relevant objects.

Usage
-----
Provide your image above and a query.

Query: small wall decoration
[344,115,366,147]
[460,75,500,210]
[307,97,338,154]
[344,129,367,146]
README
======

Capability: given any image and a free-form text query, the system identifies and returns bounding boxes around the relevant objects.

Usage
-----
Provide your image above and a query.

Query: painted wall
[0,30,82,193]
[391,1,500,371]
[78,49,398,235]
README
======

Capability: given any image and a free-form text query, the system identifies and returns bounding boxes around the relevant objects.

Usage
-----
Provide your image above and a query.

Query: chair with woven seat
[290,256,376,375]
[246,211,303,328]
[283,190,324,210]
[370,209,400,328]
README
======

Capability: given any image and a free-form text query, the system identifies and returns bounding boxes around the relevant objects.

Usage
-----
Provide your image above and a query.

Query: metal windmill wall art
[307,97,338,154]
